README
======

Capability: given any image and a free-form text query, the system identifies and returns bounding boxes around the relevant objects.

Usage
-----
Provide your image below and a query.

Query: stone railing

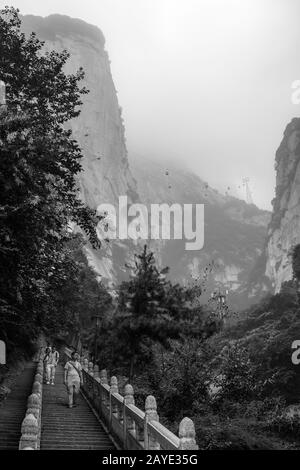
[64,348,198,450]
[19,357,44,450]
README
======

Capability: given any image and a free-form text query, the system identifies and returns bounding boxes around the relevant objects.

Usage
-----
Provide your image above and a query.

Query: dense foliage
[87,245,220,380]
[91,245,300,449]
[0,7,100,354]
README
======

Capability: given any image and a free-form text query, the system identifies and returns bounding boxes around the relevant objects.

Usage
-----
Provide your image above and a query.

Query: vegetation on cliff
[0,7,100,356]
[87,244,300,449]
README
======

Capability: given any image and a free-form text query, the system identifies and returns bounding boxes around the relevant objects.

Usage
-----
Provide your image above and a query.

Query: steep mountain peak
[265,117,300,292]
[21,13,137,211]
[21,14,105,46]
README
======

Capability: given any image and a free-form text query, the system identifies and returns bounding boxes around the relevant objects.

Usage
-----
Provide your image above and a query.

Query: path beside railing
[40,365,115,450]
[63,349,198,450]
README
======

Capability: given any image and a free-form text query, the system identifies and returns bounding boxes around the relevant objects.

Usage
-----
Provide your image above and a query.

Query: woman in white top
[64,352,83,408]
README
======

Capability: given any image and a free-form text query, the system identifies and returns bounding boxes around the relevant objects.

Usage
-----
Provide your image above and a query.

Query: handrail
[125,403,145,424]
[63,347,198,450]
[147,420,179,450]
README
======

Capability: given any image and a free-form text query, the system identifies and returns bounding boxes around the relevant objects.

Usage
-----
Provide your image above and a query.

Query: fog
[10,0,300,209]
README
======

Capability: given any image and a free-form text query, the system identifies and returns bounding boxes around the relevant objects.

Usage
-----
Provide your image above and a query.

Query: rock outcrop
[265,118,300,292]
[21,14,137,209]
[21,14,138,283]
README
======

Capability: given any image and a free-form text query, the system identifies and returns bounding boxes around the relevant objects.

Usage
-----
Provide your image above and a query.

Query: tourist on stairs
[64,352,83,408]
[49,346,60,385]
[43,344,52,384]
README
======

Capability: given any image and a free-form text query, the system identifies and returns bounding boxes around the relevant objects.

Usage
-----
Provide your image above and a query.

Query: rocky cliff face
[265,118,300,292]
[21,14,271,309]
[21,14,138,282]
[21,14,137,209]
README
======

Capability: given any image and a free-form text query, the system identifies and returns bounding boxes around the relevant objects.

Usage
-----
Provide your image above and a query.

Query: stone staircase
[40,365,115,450]
[0,363,36,450]
[0,351,198,451]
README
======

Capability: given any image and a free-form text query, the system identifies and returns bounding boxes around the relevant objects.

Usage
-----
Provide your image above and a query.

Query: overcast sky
[9,0,300,209]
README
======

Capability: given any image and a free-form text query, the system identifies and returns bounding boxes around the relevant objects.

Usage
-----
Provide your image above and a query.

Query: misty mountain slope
[20,13,271,309]
[130,157,271,309]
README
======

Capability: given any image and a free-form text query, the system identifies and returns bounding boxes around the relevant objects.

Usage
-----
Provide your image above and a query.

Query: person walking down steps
[43,344,52,384]
[44,346,59,385]
[49,347,59,385]
[64,352,83,408]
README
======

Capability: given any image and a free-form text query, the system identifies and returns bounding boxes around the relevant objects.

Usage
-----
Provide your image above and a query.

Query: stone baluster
[144,395,160,450]
[83,358,88,372]
[26,394,41,420]
[34,372,43,384]
[32,381,42,397]
[99,369,108,406]
[110,376,119,416]
[19,414,38,450]
[88,361,94,376]
[110,376,118,394]
[100,369,108,385]
[94,364,100,382]
[124,384,136,436]
[178,417,198,450]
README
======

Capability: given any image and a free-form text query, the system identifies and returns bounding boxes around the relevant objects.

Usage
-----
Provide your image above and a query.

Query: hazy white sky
[8,0,300,209]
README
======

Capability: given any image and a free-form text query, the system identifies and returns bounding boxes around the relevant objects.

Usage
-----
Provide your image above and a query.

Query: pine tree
[114,245,204,379]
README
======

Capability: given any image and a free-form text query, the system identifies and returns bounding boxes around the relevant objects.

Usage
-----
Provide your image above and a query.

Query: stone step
[40,364,115,450]
[0,363,36,450]
[41,444,115,450]
[41,438,112,444]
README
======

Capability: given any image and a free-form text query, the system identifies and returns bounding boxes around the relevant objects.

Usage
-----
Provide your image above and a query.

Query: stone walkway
[40,365,115,450]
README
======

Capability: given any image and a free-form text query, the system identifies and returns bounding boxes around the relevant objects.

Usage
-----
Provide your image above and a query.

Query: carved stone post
[110,376,119,394]
[110,376,119,416]
[124,384,136,444]
[27,394,41,420]
[178,417,198,450]
[34,373,43,384]
[100,369,108,385]
[144,395,160,450]
[32,381,42,397]
[99,369,108,408]
[88,361,94,376]
[94,364,100,382]
[82,358,88,372]
[19,414,38,450]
